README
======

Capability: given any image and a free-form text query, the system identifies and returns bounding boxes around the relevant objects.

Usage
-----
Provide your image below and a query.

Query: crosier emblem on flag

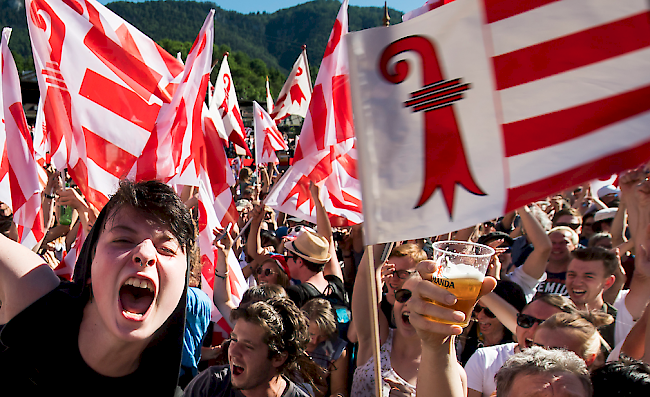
[348,0,650,245]
[270,46,312,122]
[266,0,362,227]
[0,28,44,248]
[379,36,482,212]
[253,101,288,166]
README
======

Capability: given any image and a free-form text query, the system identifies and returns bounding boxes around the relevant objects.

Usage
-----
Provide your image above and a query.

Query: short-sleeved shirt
[505,266,546,303]
[181,287,213,376]
[465,342,517,397]
[184,365,307,397]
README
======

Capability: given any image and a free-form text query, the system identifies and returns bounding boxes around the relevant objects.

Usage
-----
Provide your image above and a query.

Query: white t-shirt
[506,266,546,303]
[465,342,517,397]
[613,289,635,347]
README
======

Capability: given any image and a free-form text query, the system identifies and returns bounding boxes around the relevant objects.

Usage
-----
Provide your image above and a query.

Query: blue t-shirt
[181,287,212,376]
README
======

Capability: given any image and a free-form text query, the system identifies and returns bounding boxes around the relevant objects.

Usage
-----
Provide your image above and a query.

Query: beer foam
[436,259,485,281]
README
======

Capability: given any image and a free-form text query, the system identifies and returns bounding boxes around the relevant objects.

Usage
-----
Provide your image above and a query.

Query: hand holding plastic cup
[429,241,495,326]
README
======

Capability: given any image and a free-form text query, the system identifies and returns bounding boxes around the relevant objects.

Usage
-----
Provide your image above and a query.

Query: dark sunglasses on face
[556,222,581,230]
[474,305,496,318]
[394,289,412,303]
[390,269,416,280]
[517,313,545,328]
[257,267,276,277]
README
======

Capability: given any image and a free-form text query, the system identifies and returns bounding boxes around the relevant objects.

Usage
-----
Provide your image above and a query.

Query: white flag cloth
[209,54,252,156]
[26,0,185,209]
[253,101,288,166]
[0,28,45,248]
[265,76,274,114]
[134,10,215,184]
[402,0,450,22]
[265,0,362,227]
[348,0,650,245]
[270,47,312,122]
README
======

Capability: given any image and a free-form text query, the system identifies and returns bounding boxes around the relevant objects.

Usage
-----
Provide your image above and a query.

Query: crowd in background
[2,160,650,397]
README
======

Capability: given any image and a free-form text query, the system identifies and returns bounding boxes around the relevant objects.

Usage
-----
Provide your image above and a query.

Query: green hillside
[0,0,402,102]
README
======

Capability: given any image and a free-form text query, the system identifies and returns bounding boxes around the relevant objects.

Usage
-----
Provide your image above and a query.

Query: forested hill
[0,0,402,102]
[0,0,402,73]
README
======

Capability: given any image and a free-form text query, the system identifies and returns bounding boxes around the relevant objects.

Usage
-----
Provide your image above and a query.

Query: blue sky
[100,0,424,15]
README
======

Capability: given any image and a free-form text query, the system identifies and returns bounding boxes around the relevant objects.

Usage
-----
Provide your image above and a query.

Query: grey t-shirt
[184,365,308,397]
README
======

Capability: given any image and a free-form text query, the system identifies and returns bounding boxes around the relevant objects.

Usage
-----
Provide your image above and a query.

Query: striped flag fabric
[253,101,288,166]
[348,0,650,244]
[26,0,185,209]
[266,0,363,227]
[0,28,45,248]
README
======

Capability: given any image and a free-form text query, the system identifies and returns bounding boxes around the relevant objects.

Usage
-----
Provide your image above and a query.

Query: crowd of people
[1,161,650,397]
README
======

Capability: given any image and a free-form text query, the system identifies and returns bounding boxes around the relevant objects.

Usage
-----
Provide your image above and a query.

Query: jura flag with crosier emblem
[266,0,362,227]
[348,0,650,245]
[253,101,288,166]
[0,28,45,248]
[270,46,312,122]
[209,54,252,156]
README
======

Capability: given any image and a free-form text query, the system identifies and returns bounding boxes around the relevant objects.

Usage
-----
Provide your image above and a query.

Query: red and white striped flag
[253,101,288,166]
[26,0,184,209]
[270,46,312,122]
[348,0,650,244]
[0,28,45,248]
[55,224,85,281]
[134,11,215,184]
[209,54,252,157]
[266,0,363,227]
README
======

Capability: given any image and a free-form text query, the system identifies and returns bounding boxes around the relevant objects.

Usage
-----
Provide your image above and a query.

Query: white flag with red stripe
[348,0,650,245]
[133,11,215,184]
[209,54,252,156]
[253,101,288,166]
[55,225,85,281]
[26,0,184,209]
[0,28,45,248]
[265,0,362,227]
[270,47,312,122]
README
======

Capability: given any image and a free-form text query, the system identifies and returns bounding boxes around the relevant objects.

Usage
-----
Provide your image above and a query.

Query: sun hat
[284,228,331,264]
[597,185,620,199]
[593,208,617,223]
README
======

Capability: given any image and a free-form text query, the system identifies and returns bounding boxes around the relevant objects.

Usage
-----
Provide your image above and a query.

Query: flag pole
[302,45,313,94]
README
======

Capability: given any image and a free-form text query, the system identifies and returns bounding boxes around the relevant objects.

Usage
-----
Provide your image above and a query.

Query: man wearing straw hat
[284,228,347,310]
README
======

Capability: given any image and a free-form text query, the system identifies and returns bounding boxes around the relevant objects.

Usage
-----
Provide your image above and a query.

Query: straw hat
[284,228,331,264]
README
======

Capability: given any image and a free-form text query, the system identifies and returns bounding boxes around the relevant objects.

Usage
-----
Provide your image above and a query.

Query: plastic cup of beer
[429,240,495,327]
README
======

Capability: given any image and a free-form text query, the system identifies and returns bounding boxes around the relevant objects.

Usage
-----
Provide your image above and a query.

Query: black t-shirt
[534,271,569,298]
[184,365,307,397]
[286,274,346,309]
[0,282,178,397]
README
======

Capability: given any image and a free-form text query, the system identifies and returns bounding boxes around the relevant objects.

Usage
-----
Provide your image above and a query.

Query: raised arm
[518,205,552,280]
[624,177,650,321]
[309,181,342,280]
[0,233,60,324]
[411,260,497,397]
[245,204,266,260]
[352,243,388,366]
[479,292,519,335]
[212,228,237,329]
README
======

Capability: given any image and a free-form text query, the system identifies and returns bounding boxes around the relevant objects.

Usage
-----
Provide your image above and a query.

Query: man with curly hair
[184,298,323,397]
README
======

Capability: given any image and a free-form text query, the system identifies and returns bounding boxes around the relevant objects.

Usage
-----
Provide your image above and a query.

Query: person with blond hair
[533,310,613,370]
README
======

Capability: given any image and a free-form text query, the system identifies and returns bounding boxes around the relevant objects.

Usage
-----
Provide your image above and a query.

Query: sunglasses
[516,313,545,328]
[556,222,581,230]
[390,269,416,280]
[256,267,277,277]
[474,305,495,318]
[394,289,412,303]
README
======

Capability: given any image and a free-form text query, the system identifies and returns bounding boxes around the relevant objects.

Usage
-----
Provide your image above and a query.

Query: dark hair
[477,232,514,247]
[0,210,13,237]
[240,284,287,307]
[591,357,650,396]
[571,246,618,276]
[231,298,326,390]
[292,252,325,273]
[553,207,582,226]
[494,280,527,312]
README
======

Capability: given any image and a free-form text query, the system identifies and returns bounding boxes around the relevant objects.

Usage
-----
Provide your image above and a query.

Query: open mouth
[232,363,245,376]
[571,289,586,297]
[119,277,155,319]
[401,312,411,325]
[524,338,534,348]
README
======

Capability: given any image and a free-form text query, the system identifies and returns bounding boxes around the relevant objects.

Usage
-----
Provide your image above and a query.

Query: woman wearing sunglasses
[459,281,526,365]
[351,244,497,397]
[465,294,577,397]
[255,254,291,288]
